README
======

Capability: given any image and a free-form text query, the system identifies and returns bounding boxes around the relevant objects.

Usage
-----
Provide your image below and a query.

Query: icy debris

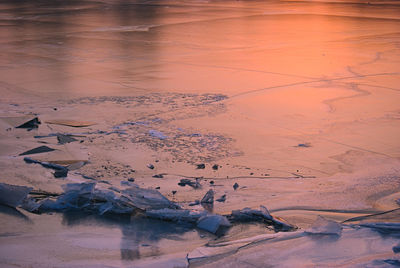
[24,157,69,178]
[146,208,207,224]
[22,182,178,215]
[0,183,32,208]
[19,146,55,156]
[23,157,87,178]
[306,216,342,236]
[178,178,201,189]
[230,206,273,222]
[197,214,231,235]
[24,157,67,170]
[201,189,214,204]
[121,187,180,211]
[149,130,168,140]
[228,205,295,231]
[57,134,78,144]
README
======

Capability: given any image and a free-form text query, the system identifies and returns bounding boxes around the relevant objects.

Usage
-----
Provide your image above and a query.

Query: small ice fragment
[53,168,68,178]
[0,183,32,208]
[393,242,400,253]
[196,164,205,169]
[216,194,226,202]
[297,143,311,148]
[196,214,231,235]
[178,178,201,189]
[233,182,239,190]
[230,207,272,222]
[306,215,342,235]
[201,189,214,204]
[19,146,55,156]
[148,130,168,140]
[147,164,155,169]
[57,134,78,144]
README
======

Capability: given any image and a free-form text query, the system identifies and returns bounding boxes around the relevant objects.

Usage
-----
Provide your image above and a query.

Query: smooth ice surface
[1,0,400,267]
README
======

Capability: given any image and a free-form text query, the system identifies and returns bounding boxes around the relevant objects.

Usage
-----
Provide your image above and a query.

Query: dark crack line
[228,72,399,99]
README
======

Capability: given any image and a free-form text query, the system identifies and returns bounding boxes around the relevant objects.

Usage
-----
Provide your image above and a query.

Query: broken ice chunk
[56,134,78,144]
[121,187,180,211]
[196,214,231,235]
[306,215,342,236]
[146,208,207,223]
[230,206,273,222]
[200,189,214,204]
[0,183,32,208]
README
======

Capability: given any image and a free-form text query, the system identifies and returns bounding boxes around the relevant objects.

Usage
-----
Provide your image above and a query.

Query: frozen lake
[0,0,400,267]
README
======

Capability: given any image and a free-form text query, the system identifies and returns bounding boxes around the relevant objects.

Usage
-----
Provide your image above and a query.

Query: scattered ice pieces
[306,215,342,236]
[19,145,56,156]
[196,214,231,235]
[0,183,32,208]
[24,157,67,171]
[201,189,214,204]
[148,130,168,140]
